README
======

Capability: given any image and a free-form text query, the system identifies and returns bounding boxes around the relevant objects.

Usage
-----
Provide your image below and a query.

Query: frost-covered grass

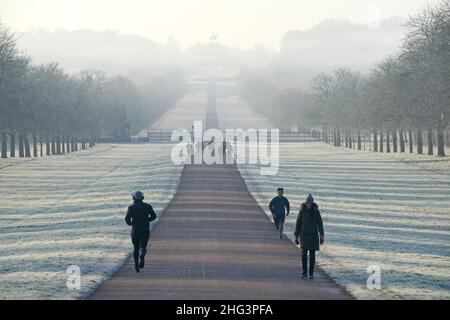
[0,144,183,300]
[238,142,450,300]
[217,93,450,299]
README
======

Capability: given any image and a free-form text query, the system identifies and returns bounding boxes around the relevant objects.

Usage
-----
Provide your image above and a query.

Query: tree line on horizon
[239,0,450,156]
[0,21,186,159]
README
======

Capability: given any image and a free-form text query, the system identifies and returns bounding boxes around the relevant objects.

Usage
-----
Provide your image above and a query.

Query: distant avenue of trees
[240,0,450,156]
[0,21,185,159]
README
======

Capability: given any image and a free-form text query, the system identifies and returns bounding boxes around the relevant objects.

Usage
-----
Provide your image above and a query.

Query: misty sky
[0,0,441,49]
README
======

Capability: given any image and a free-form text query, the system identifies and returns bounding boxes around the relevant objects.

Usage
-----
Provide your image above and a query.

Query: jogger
[125,191,157,273]
[294,194,324,279]
[269,188,290,239]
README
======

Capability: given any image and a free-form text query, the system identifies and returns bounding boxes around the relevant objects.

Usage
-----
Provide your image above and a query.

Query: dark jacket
[294,203,324,251]
[269,196,290,216]
[125,201,157,233]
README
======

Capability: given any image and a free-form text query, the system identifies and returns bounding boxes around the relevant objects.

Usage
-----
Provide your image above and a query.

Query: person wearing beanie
[269,188,290,239]
[294,193,324,279]
[125,191,158,273]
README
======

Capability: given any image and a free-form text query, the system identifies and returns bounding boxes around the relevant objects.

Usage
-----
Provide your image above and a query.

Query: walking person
[222,140,227,164]
[269,188,290,239]
[125,191,157,273]
[225,141,234,164]
[294,194,324,279]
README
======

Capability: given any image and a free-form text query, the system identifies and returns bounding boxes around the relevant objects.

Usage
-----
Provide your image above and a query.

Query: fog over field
[15,17,406,83]
[1,0,449,301]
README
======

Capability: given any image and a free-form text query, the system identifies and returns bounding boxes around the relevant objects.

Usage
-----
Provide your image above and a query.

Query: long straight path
[89,164,352,300]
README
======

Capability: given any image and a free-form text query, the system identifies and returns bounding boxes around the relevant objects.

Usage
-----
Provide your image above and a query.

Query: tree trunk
[357,130,362,150]
[399,130,405,153]
[446,129,450,147]
[24,134,31,158]
[66,138,71,154]
[437,128,446,157]
[18,134,25,158]
[373,128,378,152]
[427,128,433,155]
[333,128,337,146]
[409,129,413,153]
[393,129,398,153]
[9,133,15,157]
[380,131,384,152]
[40,137,43,157]
[1,132,7,158]
[417,128,423,154]
[344,130,349,148]
[337,128,341,147]
[386,130,390,153]
[46,136,51,156]
[348,132,353,149]
[51,135,56,155]
[61,136,65,154]
[32,133,38,158]
[56,136,61,155]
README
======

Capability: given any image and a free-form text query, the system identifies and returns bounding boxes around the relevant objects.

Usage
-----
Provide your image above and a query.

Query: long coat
[294,203,324,251]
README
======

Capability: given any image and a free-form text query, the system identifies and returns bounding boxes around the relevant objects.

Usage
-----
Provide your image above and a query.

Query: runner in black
[125,191,157,273]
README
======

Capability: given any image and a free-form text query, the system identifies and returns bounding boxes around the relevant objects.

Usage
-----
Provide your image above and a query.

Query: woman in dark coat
[294,194,324,279]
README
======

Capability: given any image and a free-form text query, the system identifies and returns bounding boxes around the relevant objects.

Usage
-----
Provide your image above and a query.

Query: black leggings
[302,249,316,276]
[131,231,150,265]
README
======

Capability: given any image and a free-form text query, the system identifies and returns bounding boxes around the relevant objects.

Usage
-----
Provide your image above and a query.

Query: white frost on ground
[0,144,183,300]
[238,142,450,299]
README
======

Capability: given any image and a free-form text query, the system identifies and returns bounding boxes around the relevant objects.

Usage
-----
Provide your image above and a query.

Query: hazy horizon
[0,0,441,50]
[8,15,409,86]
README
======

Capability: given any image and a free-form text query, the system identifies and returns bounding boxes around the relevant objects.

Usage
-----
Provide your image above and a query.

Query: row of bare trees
[240,0,449,156]
[0,22,186,159]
